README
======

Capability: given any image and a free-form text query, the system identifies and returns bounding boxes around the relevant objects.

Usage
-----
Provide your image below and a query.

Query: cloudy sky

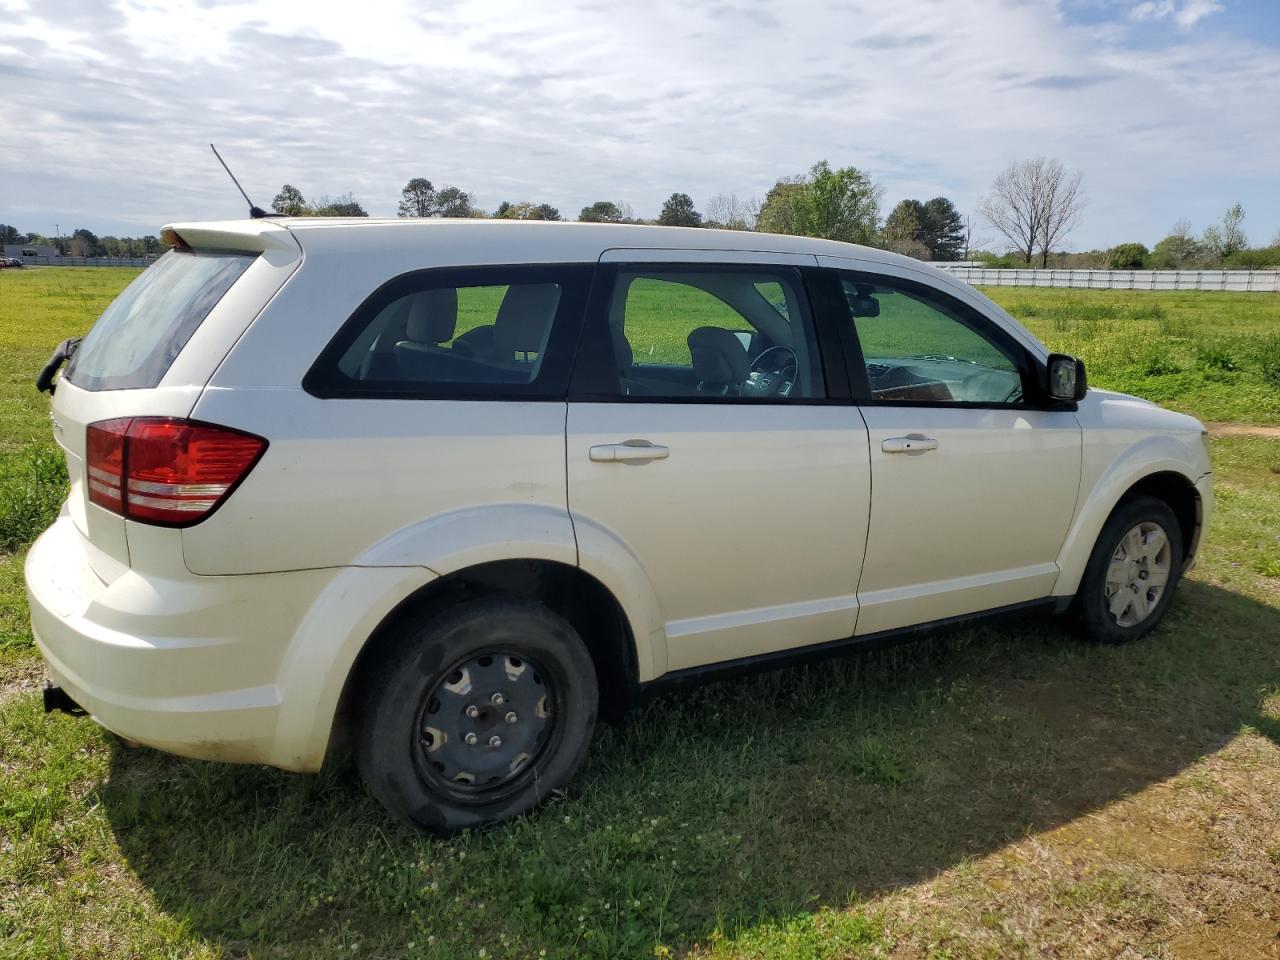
[1,0,1277,250]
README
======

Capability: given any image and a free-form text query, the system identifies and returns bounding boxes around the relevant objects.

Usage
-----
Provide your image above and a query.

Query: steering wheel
[745,345,799,398]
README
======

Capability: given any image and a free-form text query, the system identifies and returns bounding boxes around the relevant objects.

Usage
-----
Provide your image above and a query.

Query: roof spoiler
[160,220,297,254]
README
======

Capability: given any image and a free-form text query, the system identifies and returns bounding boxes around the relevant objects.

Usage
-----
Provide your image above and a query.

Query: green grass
[1,269,1279,958]
[988,287,1280,423]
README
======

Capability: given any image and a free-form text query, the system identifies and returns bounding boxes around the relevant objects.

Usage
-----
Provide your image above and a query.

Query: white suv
[27,218,1212,832]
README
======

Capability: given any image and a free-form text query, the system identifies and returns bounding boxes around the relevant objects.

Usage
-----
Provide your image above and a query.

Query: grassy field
[998,288,1280,424]
[1,268,1279,959]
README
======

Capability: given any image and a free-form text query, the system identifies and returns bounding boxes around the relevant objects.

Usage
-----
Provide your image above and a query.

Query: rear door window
[581,265,826,400]
[65,250,256,391]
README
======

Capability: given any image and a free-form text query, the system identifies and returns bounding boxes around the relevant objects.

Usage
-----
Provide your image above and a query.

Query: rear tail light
[85,418,267,527]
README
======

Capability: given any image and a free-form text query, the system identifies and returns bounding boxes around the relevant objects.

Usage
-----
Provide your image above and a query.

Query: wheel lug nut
[465,705,479,719]
[505,711,518,724]
[489,735,503,748]
[490,693,505,706]
[464,732,478,745]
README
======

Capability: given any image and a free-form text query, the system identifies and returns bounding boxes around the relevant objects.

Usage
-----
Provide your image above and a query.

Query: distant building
[3,244,60,258]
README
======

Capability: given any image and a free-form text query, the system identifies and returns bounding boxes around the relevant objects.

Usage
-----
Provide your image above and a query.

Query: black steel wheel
[413,650,557,801]
[357,596,598,833]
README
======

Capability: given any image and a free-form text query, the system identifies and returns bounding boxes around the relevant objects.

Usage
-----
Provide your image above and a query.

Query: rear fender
[272,564,439,770]
[356,502,666,682]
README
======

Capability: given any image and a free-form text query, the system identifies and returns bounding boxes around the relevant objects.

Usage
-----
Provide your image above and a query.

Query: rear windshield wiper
[36,337,81,394]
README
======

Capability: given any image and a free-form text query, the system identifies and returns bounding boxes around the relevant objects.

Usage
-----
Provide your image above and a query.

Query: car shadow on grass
[99,579,1280,958]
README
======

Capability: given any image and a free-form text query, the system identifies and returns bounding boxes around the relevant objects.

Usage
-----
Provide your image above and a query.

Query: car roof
[160,216,1049,359]
[163,216,928,270]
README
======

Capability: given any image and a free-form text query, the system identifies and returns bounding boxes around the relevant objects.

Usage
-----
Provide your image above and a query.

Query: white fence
[7,256,152,267]
[934,266,1280,292]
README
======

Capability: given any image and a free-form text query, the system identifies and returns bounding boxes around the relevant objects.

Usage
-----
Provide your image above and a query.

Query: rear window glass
[64,250,256,391]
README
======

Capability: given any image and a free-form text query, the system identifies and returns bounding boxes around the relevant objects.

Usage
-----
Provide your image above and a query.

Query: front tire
[1076,495,1184,644]
[356,596,598,834]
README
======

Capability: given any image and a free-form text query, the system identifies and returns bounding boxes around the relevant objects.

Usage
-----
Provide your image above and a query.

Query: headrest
[403,289,459,343]
[688,326,749,387]
[494,284,560,357]
[847,283,880,318]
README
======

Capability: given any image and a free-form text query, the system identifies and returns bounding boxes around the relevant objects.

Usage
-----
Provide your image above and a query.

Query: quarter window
[305,265,591,398]
[840,276,1026,405]
[603,266,825,400]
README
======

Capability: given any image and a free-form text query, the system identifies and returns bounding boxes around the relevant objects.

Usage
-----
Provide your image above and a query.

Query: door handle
[589,440,670,463]
[881,434,938,454]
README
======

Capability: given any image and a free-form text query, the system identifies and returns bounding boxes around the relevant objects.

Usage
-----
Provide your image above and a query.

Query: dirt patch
[878,731,1280,958]
[0,658,43,707]
[1169,903,1280,959]
[1205,422,1280,439]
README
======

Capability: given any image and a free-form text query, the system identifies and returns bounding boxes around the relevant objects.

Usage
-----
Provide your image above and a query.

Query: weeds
[1195,342,1240,372]
[0,444,67,550]
[1256,335,1280,388]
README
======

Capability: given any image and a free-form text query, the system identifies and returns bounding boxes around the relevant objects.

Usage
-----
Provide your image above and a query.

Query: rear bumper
[26,514,337,769]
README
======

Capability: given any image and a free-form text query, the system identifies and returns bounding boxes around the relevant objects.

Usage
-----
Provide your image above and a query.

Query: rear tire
[1076,495,1184,644]
[356,596,598,834]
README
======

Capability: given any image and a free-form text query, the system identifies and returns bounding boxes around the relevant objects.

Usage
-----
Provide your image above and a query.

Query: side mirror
[1045,353,1087,401]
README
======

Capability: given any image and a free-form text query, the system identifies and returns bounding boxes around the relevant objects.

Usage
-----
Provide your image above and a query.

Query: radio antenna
[210,144,277,219]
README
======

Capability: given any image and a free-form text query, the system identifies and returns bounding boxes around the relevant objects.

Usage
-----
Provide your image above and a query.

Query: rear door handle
[882,434,938,454]
[589,440,670,463]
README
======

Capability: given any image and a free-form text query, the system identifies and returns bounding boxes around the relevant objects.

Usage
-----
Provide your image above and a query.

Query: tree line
[260,161,1067,265]
[0,224,162,258]
[1097,204,1280,271]
[7,161,1276,267]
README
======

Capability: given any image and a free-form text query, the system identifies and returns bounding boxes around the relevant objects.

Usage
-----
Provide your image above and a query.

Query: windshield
[64,249,256,391]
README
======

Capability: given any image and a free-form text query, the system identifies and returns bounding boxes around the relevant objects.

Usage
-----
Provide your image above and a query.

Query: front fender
[1053,435,1204,597]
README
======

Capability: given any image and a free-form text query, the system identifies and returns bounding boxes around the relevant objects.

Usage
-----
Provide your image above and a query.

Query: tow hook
[43,682,87,716]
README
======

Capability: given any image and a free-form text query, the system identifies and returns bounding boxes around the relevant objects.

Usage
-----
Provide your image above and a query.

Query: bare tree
[978,158,1085,267]
[1202,203,1247,258]
[961,215,987,259]
[705,193,756,231]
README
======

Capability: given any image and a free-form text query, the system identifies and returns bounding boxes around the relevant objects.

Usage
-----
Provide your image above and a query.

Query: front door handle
[589,440,670,463]
[882,434,938,454]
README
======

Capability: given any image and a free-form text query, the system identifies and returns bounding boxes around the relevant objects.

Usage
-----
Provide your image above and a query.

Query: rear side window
[305,264,593,399]
[65,250,256,391]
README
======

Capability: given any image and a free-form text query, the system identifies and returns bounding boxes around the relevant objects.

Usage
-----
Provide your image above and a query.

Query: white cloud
[1129,0,1224,28]
[0,0,1275,248]
[1175,0,1226,28]
[1130,1,1175,21]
